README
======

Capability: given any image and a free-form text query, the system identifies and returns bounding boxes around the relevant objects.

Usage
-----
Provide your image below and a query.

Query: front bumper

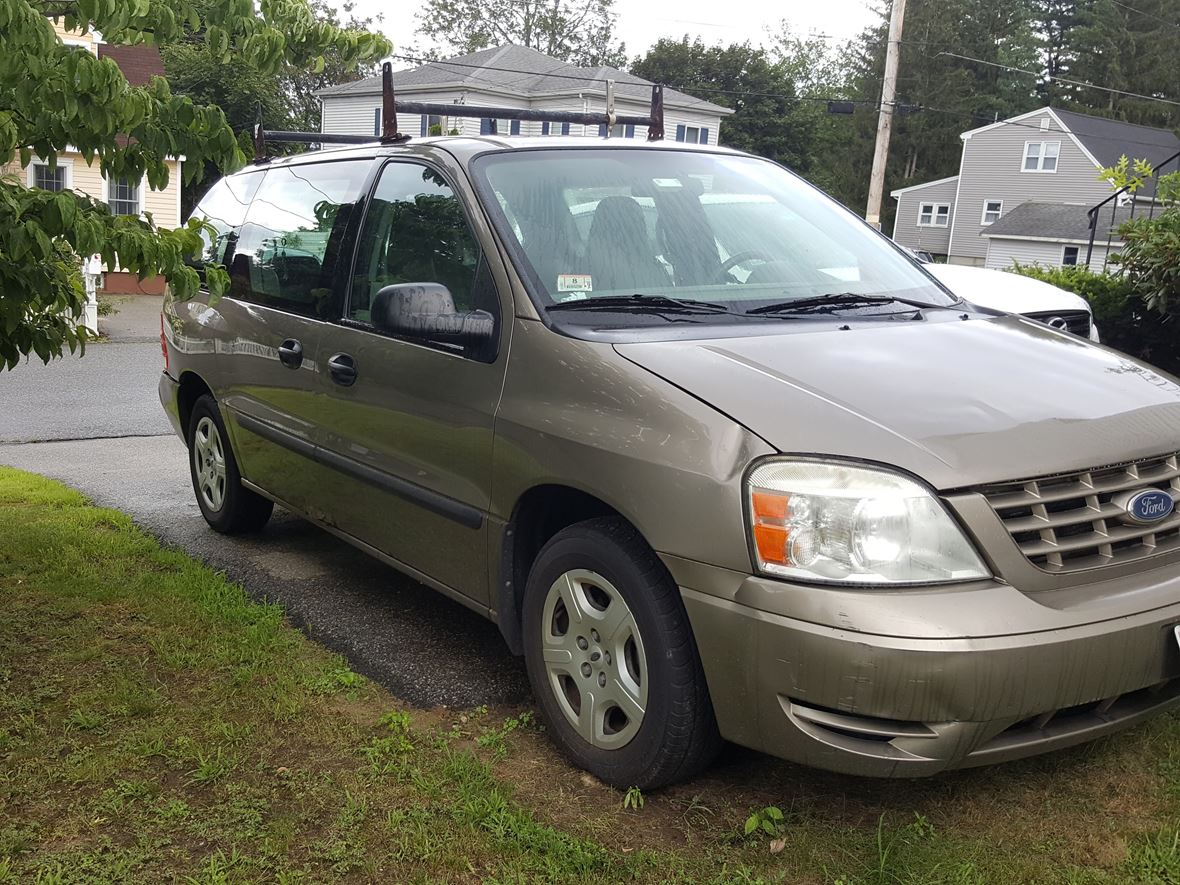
[675,562,1180,777]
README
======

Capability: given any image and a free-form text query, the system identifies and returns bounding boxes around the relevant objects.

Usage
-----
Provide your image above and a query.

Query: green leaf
[744,815,759,836]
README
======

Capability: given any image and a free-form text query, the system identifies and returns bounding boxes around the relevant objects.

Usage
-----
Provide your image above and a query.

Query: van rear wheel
[521,517,721,789]
[187,395,273,534]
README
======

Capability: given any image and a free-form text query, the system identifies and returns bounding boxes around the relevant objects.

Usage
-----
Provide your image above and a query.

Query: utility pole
[865,0,906,229]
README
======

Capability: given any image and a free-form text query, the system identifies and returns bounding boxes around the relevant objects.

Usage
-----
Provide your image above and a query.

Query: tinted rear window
[229,160,371,319]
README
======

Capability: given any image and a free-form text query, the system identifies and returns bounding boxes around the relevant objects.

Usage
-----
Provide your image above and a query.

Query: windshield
[472,148,954,320]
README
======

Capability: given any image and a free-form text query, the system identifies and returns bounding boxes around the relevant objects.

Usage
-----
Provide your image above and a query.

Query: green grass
[4,465,1180,883]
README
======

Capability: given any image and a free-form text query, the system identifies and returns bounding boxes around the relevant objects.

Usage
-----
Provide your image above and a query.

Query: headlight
[746,459,990,586]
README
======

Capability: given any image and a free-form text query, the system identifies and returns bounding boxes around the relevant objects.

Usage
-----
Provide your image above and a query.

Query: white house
[317,45,732,145]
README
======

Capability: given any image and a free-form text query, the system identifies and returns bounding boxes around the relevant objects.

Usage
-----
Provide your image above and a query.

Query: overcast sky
[340,0,878,62]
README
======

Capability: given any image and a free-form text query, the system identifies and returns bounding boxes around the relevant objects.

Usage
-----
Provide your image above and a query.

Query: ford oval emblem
[1121,489,1176,525]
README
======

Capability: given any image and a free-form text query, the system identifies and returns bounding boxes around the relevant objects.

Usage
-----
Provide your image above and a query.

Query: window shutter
[700,127,709,145]
[510,119,521,135]
[542,121,550,135]
[625,124,635,138]
[480,118,493,135]
[561,122,570,135]
[598,123,607,137]
[420,115,428,137]
[373,108,381,136]
[675,124,686,142]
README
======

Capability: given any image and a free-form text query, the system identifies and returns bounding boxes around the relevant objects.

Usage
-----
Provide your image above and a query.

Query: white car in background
[917,260,1100,342]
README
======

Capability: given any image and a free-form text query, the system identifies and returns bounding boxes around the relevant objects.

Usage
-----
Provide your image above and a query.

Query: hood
[924,263,1090,316]
[615,314,1180,490]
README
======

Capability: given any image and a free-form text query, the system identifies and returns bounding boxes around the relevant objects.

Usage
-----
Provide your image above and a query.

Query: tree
[1054,0,1180,126]
[160,0,381,215]
[0,1,390,369]
[631,38,814,175]
[829,0,1041,223]
[416,0,626,67]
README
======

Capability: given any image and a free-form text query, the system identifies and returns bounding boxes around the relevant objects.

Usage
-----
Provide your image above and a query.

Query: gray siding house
[889,175,958,255]
[318,45,732,145]
[892,107,1180,269]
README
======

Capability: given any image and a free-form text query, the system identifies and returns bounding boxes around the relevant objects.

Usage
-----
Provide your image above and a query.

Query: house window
[1023,141,1060,172]
[32,163,66,192]
[1062,245,1080,266]
[420,114,443,136]
[918,202,950,227]
[981,200,1003,225]
[676,125,708,144]
[109,176,141,216]
[541,121,571,136]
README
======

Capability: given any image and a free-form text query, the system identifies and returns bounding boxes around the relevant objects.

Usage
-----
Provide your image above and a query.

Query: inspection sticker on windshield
[558,274,592,293]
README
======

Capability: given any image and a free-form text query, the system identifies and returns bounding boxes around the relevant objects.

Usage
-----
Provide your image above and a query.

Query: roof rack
[251,61,665,162]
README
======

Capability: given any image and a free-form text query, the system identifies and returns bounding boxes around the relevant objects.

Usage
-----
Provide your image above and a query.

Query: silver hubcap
[541,569,647,750]
[192,416,227,513]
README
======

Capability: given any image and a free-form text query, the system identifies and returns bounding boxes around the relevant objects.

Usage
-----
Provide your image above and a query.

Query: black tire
[521,517,721,790]
[186,394,273,534]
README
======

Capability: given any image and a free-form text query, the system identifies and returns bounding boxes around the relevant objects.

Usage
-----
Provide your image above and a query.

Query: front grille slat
[976,453,1180,575]
[986,462,1180,509]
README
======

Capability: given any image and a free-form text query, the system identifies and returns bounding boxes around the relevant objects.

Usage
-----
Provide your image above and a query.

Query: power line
[935,51,1180,108]
[385,52,1179,150]
[1108,0,1180,31]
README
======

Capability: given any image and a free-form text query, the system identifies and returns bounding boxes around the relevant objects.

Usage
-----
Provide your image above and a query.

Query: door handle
[327,352,358,387]
[277,338,303,369]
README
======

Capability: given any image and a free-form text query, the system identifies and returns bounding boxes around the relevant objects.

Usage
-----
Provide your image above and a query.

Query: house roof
[1051,107,1180,172]
[889,175,959,198]
[981,201,1133,243]
[317,44,733,116]
[97,42,165,86]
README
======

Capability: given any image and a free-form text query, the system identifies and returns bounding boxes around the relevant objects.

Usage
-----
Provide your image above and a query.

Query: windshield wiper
[546,293,737,314]
[745,292,947,315]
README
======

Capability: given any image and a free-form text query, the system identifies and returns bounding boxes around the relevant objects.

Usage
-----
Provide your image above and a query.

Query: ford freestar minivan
[161,136,1180,789]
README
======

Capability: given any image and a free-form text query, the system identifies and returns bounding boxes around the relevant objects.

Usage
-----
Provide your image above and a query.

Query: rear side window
[188,171,264,273]
[230,160,371,319]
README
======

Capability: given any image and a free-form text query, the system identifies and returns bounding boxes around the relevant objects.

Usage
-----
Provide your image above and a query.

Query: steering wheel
[720,249,775,278]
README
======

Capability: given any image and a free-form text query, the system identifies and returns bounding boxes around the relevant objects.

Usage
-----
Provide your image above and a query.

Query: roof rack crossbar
[393,100,655,128]
[262,131,382,145]
[247,61,668,161]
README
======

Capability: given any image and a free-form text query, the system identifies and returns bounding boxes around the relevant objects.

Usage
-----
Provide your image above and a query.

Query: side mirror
[372,283,495,346]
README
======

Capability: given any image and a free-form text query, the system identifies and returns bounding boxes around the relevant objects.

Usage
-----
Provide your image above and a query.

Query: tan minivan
[161,135,1180,788]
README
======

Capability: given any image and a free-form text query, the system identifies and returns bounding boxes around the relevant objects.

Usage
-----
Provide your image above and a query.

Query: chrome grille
[1023,309,1092,337]
[977,453,1180,572]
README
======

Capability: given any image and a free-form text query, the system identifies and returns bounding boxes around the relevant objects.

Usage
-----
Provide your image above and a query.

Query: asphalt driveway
[0,296,528,708]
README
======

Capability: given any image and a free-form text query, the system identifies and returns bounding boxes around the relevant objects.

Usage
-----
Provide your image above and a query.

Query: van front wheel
[521,517,720,789]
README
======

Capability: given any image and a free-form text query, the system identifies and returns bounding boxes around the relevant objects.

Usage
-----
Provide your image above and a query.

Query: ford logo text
[1120,489,1176,525]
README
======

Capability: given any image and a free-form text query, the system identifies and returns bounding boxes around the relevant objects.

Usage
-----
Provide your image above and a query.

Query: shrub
[1011,264,1180,376]
[1112,211,1180,313]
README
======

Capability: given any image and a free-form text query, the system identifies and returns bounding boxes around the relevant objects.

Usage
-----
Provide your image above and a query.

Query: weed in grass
[66,708,106,733]
[186,748,235,786]
[1126,828,1180,882]
[183,847,244,885]
[623,785,645,811]
[32,866,65,885]
[365,710,415,777]
[476,710,535,759]
[743,806,785,839]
